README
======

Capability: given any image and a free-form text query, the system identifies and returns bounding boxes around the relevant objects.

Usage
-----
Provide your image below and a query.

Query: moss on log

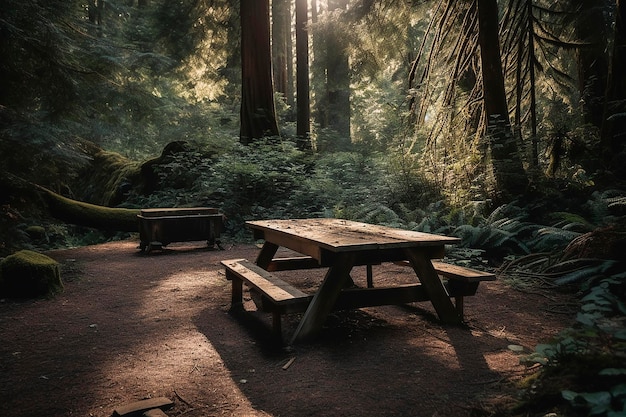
[36,184,140,232]
[76,148,141,207]
[0,250,62,298]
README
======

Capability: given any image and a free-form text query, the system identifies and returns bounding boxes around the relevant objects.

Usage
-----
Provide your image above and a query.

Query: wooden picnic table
[246,218,464,343]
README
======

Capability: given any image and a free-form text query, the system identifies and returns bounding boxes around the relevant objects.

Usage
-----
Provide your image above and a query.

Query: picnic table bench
[137,207,223,253]
[222,257,494,341]
[221,219,495,343]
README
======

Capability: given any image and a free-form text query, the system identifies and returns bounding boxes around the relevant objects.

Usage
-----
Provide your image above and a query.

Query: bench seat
[395,260,495,317]
[431,261,496,282]
[221,259,312,340]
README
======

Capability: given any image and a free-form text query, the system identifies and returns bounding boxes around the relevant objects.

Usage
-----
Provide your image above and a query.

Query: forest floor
[0,240,577,417]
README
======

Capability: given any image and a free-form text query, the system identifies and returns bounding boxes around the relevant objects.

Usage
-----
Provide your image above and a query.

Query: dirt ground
[0,239,576,417]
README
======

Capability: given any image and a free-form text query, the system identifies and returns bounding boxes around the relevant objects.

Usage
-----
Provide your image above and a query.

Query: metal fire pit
[137,207,224,253]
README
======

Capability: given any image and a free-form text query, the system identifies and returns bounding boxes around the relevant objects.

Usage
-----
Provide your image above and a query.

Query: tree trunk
[272,0,290,103]
[240,0,280,143]
[296,0,311,149]
[35,184,139,232]
[601,0,626,179]
[576,0,610,130]
[526,0,538,167]
[322,0,351,151]
[311,0,327,135]
[477,0,527,200]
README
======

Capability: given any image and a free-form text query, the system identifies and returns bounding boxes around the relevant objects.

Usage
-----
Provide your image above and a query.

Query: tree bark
[240,0,280,143]
[477,0,528,200]
[322,0,351,151]
[35,184,139,232]
[272,0,290,103]
[296,0,311,149]
[576,0,610,130]
[311,0,327,136]
[601,0,626,178]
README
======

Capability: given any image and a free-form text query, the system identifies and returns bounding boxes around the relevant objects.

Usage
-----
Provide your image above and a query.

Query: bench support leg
[272,312,282,342]
[230,277,244,311]
[454,296,464,320]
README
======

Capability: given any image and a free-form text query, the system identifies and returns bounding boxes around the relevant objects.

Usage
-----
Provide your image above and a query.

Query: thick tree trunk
[576,0,610,130]
[601,0,626,179]
[240,0,279,143]
[296,0,311,149]
[477,0,527,201]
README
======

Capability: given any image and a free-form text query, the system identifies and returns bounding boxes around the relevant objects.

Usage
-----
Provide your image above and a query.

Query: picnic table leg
[255,242,279,269]
[290,252,357,344]
[403,249,461,324]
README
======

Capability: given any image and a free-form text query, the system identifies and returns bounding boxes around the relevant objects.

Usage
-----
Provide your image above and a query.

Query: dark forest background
[1,0,625,415]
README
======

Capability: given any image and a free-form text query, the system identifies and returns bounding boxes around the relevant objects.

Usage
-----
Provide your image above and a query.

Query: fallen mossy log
[35,184,140,232]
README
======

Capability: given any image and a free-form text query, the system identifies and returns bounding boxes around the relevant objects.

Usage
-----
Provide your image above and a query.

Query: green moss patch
[38,185,140,232]
[0,250,62,298]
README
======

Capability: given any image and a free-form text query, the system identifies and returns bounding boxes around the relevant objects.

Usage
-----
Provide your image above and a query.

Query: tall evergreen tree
[602,0,626,178]
[478,0,528,199]
[575,0,612,130]
[240,0,279,142]
[325,0,351,150]
[409,0,528,201]
[313,0,351,152]
[296,0,312,148]
[272,0,292,105]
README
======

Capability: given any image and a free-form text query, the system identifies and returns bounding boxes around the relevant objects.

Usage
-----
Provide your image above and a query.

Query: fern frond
[553,261,616,285]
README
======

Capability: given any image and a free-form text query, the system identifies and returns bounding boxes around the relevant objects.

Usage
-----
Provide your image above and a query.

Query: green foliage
[211,140,310,223]
[452,204,534,259]
[562,385,626,417]
[522,272,626,416]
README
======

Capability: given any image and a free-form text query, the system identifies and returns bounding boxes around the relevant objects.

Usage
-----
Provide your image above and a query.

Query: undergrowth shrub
[520,271,626,417]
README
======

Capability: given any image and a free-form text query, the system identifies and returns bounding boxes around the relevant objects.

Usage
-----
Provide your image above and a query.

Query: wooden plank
[260,229,323,260]
[222,259,309,303]
[266,256,321,271]
[431,261,496,282]
[112,397,173,417]
[395,260,496,282]
[246,219,460,253]
[334,281,482,310]
[143,409,169,417]
[335,284,429,309]
[140,207,218,217]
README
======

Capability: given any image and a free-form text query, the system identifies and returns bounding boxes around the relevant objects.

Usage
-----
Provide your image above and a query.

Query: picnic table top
[246,218,460,252]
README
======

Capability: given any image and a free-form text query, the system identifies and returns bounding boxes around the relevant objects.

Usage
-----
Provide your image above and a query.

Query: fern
[528,227,582,252]
[553,261,616,286]
[350,204,404,227]
[549,212,596,232]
